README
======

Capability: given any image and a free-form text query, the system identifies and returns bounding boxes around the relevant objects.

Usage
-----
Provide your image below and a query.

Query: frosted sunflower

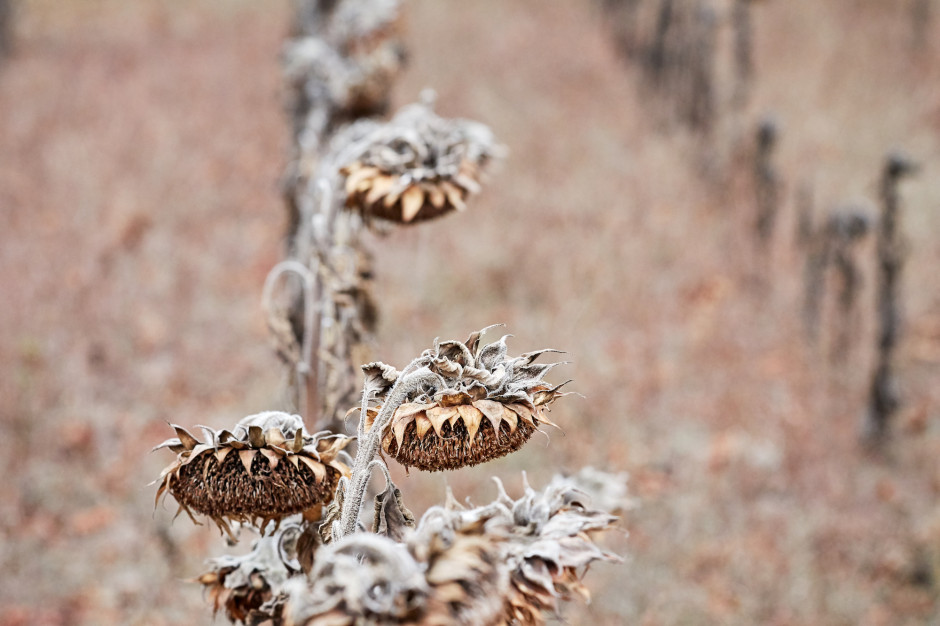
[358,328,566,471]
[154,412,351,534]
[336,101,500,224]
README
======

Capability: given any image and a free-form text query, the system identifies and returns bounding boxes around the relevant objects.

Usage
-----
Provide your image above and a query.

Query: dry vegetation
[2,0,940,624]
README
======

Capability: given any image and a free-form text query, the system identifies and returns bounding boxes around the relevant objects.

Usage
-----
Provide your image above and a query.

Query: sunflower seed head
[335,102,503,224]
[153,413,352,535]
[285,533,429,625]
[363,328,565,471]
[197,521,302,624]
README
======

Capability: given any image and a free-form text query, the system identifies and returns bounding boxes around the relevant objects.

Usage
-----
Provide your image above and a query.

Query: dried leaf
[173,425,199,451]
[372,483,415,541]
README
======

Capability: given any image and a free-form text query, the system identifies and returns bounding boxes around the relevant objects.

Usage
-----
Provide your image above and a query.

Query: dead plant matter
[283,471,624,626]
[336,100,500,223]
[154,412,352,535]
[356,327,566,471]
[196,521,303,625]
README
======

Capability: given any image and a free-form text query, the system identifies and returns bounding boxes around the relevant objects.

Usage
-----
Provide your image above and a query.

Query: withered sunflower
[336,102,498,224]
[154,412,351,534]
[359,328,565,472]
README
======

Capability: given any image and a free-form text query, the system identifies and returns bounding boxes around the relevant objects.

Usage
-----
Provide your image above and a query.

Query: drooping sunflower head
[336,101,500,224]
[196,521,302,624]
[285,533,429,626]
[360,327,567,471]
[154,411,352,535]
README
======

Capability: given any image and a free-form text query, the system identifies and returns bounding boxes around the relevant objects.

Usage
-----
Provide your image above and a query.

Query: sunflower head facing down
[359,328,567,472]
[154,411,352,535]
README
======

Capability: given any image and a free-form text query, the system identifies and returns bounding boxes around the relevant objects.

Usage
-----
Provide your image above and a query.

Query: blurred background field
[2,0,940,624]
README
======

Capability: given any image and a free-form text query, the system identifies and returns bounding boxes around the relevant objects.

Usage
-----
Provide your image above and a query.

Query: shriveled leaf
[372,483,415,541]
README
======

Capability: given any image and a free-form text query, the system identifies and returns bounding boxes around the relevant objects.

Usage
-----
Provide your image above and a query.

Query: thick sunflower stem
[337,365,439,539]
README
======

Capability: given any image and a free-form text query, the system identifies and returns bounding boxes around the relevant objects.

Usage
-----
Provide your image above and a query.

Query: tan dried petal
[426,183,446,209]
[394,414,416,450]
[400,185,425,222]
[343,164,379,195]
[457,405,483,443]
[506,403,536,427]
[415,412,433,439]
[426,406,455,437]
[299,456,327,483]
[439,181,466,211]
[249,425,266,448]
[239,450,257,473]
[365,175,395,205]
[472,399,505,432]
[266,428,287,448]
[173,425,199,450]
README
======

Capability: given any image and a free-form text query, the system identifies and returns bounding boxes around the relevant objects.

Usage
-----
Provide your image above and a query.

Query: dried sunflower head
[284,533,429,626]
[411,520,509,626]
[360,328,566,472]
[336,100,500,224]
[154,412,352,535]
[197,521,301,624]
[498,475,623,625]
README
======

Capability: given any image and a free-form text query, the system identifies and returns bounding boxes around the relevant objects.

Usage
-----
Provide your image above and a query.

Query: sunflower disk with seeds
[336,100,500,224]
[357,328,567,471]
[154,411,352,534]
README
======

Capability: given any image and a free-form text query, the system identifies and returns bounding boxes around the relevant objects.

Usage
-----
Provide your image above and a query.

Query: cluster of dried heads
[185,470,626,626]
[155,327,625,624]
[154,1,626,623]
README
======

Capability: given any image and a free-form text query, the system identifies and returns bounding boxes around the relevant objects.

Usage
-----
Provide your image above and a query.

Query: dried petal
[400,185,425,222]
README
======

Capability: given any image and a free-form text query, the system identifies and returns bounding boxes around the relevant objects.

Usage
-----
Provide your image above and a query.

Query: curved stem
[336,365,438,539]
[262,260,318,416]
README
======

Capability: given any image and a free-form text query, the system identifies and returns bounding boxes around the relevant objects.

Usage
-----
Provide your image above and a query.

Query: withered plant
[827,207,872,363]
[753,116,780,246]
[153,1,626,624]
[799,204,872,358]
[266,0,499,433]
[154,329,626,625]
[865,152,917,442]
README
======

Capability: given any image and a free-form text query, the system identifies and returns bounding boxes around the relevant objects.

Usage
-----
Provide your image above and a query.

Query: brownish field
[2,1,940,624]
